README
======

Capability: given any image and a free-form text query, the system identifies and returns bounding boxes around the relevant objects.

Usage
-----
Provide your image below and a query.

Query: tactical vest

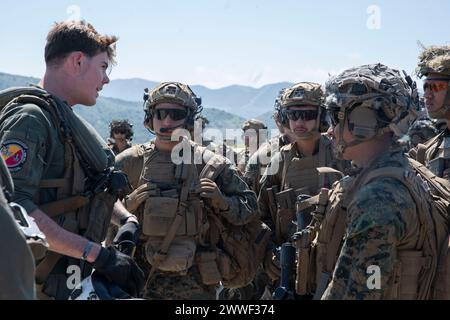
[296,157,450,300]
[0,87,119,299]
[133,140,270,289]
[272,134,341,243]
[134,142,206,274]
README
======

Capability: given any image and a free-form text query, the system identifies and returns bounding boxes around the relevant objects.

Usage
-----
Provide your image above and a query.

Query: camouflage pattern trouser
[135,243,217,300]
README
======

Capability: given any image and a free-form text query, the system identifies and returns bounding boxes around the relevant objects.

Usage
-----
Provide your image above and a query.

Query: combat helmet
[274,82,326,139]
[143,82,202,134]
[325,63,420,157]
[416,44,450,119]
[109,119,134,140]
[241,119,267,132]
[407,119,439,148]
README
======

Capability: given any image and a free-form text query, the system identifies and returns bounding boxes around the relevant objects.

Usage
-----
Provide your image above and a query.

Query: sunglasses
[113,129,127,135]
[285,109,318,121]
[154,109,188,121]
[423,81,449,93]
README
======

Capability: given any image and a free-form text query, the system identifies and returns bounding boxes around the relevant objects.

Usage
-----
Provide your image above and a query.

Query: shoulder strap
[199,155,229,182]
[407,157,450,202]
[416,144,427,165]
[138,142,157,186]
[281,144,296,189]
[0,86,48,108]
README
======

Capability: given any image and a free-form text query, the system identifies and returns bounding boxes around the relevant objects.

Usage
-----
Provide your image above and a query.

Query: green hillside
[0,71,247,144]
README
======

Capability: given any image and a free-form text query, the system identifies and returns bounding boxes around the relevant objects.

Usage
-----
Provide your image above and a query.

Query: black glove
[92,246,145,297]
[114,222,140,255]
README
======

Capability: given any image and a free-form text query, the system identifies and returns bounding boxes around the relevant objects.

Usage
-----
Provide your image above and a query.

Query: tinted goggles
[423,81,449,93]
[154,109,188,121]
[285,109,318,121]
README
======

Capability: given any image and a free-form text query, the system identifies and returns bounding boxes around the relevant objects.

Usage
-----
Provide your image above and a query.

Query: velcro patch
[1,140,28,172]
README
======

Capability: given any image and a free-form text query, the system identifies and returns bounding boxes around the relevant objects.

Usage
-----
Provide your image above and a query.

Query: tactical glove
[197,178,229,211]
[114,221,140,256]
[92,246,145,297]
[124,183,154,213]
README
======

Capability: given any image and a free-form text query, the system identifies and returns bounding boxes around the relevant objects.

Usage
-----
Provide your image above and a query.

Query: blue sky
[0,0,449,88]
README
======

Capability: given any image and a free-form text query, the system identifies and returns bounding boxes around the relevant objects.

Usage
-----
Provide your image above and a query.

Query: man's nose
[103,74,110,85]
[424,88,434,99]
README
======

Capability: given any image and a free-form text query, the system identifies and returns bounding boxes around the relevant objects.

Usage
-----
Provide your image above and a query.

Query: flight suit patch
[1,140,28,172]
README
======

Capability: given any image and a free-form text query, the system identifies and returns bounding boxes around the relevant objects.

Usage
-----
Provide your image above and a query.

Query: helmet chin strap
[334,107,377,160]
[290,106,322,140]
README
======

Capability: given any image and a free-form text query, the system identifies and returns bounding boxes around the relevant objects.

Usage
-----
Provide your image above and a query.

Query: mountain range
[0,71,288,143]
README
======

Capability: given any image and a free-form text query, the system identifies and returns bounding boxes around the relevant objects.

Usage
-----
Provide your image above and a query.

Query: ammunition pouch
[142,193,203,237]
[144,236,196,273]
[196,249,222,285]
[274,188,297,243]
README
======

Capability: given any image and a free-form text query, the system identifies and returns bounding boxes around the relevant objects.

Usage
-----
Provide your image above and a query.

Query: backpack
[200,156,272,289]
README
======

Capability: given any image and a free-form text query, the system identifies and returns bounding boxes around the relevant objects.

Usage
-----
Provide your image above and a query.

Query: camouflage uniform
[322,150,420,299]
[107,139,133,156]
[116,82,258,300]
[410,45,450,178]
[307,63,422,300]
[259,135,346,243]
[116,141,258,300]
[237,119,268,172]
[107,119,134,156]
[259,82,347,244]
[243,134,291,195]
